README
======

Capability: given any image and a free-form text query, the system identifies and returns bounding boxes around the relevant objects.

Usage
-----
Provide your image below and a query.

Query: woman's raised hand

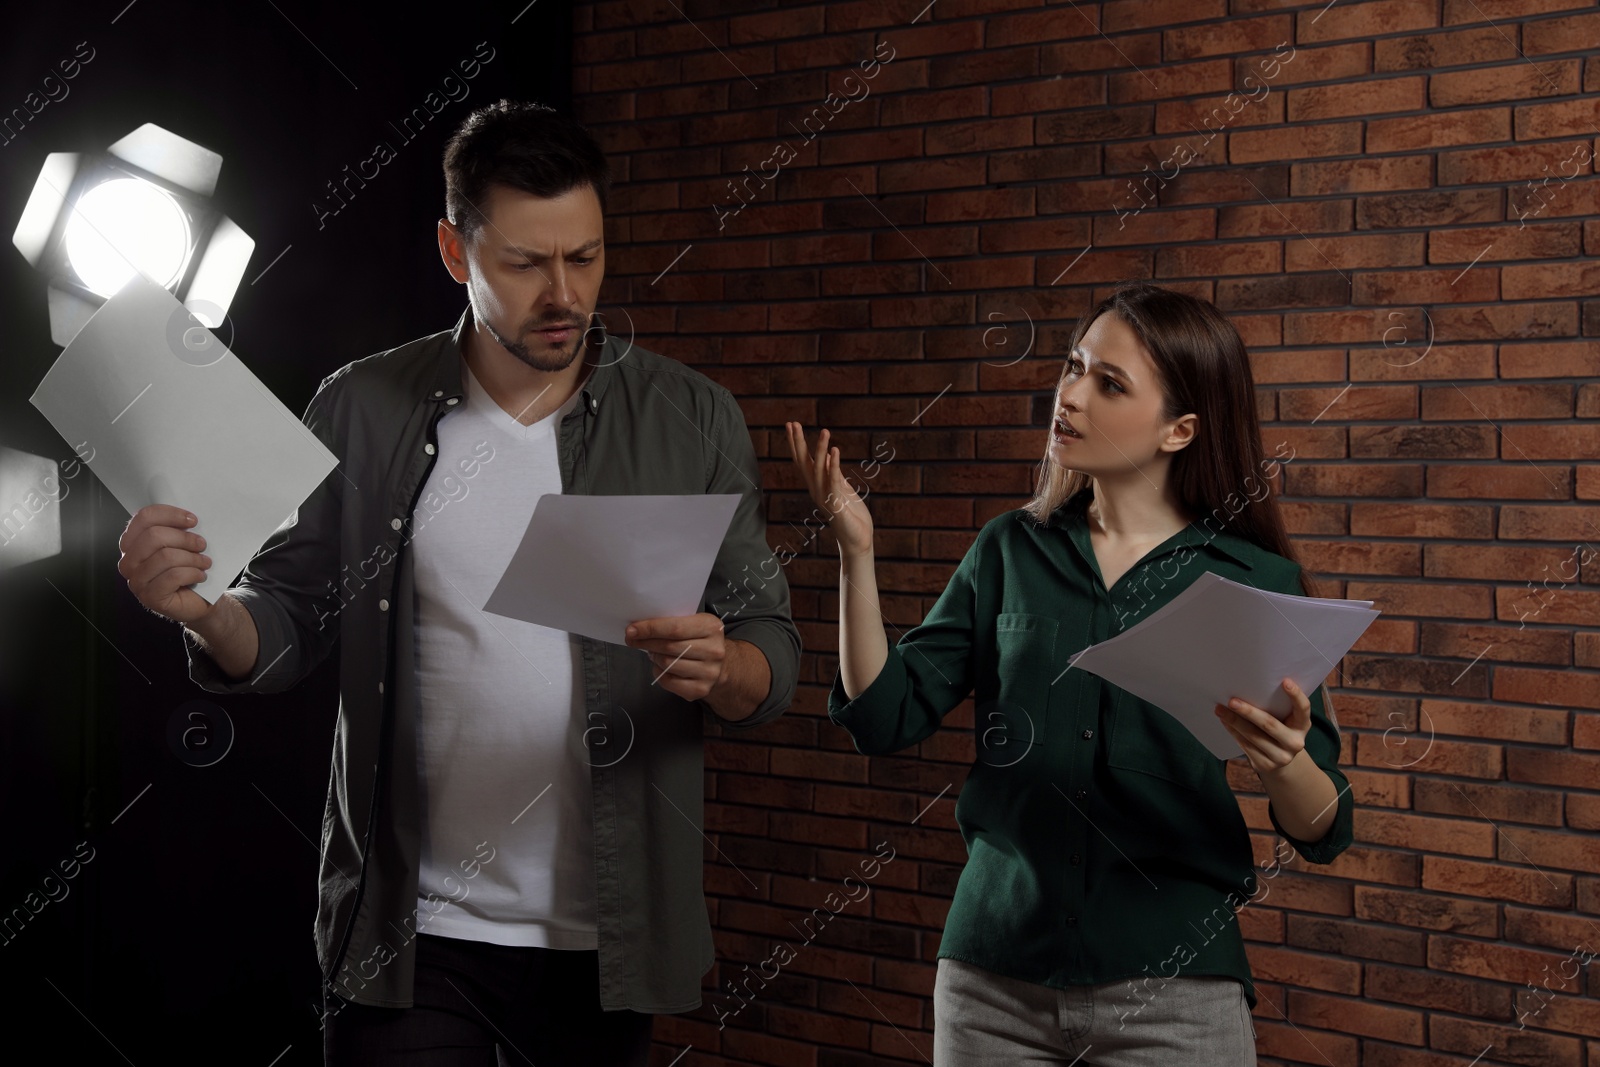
[785,422,875,558]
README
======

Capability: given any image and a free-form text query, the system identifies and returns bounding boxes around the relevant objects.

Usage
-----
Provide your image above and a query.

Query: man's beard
[485,312,589,372]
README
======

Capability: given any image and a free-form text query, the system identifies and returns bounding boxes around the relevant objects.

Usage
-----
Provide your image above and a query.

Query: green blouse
[827,488,1354,1010]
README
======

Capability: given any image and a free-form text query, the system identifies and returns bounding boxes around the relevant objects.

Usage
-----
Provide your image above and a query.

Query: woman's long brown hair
[1020,282,1317,598]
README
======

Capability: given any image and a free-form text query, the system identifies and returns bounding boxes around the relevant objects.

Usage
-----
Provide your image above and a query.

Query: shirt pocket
[981,612,1058,758]
[1105,688,1213,793]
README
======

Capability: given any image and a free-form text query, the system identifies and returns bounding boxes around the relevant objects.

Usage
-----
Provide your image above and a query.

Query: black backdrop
[0,3,570,1063]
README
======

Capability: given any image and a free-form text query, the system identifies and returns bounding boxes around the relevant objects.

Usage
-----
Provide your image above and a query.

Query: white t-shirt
[409,350,596,948]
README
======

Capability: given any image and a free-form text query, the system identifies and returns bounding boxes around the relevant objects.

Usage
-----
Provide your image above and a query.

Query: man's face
[439,182,606,372]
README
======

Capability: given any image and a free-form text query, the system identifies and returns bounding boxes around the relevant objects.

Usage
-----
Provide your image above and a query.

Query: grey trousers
[933,957,1257,1066]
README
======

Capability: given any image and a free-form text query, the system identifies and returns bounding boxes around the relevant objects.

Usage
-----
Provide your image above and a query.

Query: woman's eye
[1104,378,1123,394]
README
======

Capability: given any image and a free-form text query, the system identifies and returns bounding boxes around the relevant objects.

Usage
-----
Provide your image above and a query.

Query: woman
[785,283,1354,1065]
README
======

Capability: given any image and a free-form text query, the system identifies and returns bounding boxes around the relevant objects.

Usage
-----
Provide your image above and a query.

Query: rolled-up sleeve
[826,524,985,756]
[183,370,348,695]
[1266,565,1355,865]
[700,387,800,731]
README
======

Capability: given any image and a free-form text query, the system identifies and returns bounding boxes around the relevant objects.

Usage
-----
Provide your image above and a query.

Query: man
[117,100,800,1065]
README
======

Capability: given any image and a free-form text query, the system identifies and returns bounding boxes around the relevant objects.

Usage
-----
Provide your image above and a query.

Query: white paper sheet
[28,272,339,603]
[1065,570,1380,759]
[481,492,743,646]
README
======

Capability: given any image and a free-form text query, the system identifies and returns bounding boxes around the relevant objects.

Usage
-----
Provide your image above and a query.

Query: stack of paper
[482,493,742,646]
[1066,571,1379,759]
[28,273,339,603]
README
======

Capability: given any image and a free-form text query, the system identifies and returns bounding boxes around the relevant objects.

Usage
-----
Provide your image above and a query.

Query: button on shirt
[827,488,1354,1010]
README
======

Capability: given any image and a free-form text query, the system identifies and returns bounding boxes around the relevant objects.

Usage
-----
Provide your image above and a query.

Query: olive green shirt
[184,307,800,1014]
[827,487,1353,1009]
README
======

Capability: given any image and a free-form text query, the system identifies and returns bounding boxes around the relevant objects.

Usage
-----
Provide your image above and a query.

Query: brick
[1413,779,1565,828]
[1514,995,1600,1043]
[1368,108,1511,153]
[1110,59,1233,104]
[1431,301,1578,340]
[1298,0,1438,44]
[1288,76,1425,122]
[1216,273,1350,310]
[1375,26,1519,72]
[1293,156,1433,196]
[1103,0,1225,33]
[1431,221,1582,263]
[1421,382,1572,420]
[1430,1015,1583,1063]
[1346,768,1410,808]
[1423,855,1573,908]
[1358,810,1496,857]
[1164,15,1292,60]
[1365,961,1514,1018]
[1354,268,1499,305]
[1491,671,1600,713]
[1432,58,1583,108]
[1423,700,1570,744]
[1221,199,1353,238]
[1232,121,1362,164]
[1507,748,1600,791]
[1155,242,1281,278]
[1105,132,1228,174]
[1286,233,1424,272]
[878,86,986,127]
[1525,11,1600,55]
[1356,188,1502,229]
[1354,886,1498,937]
[1510,173,1600,225]
[1259,42,1370,86]
[1247,943,1362,994]
[885,18,984,59]
[1497,827,1600,874]
[1092,207,1216,246]
[1505,260,1600,303]
[1037,106,1153,144]
[1429,933,1575,982]
[986,6,1108,47]
[1439,141,1594,185]
[1288,988,1425,1043]
[1157,91,1286,135]
[1288,914,1427,965]
[1445,0,1600,22]
[1504,905,1600,954]
[1426,465,1573,500]
[991,73,1105,117]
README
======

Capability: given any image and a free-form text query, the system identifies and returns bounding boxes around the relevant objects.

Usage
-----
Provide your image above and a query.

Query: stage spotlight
[0,445,65,575]
[64,177,193,298]
[11,122,254,347]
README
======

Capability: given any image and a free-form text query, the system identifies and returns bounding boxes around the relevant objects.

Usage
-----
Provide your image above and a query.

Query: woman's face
[1049,310,1196,471]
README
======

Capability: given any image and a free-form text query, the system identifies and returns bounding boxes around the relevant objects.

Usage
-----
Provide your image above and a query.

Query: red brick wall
[571,2,1600,1064]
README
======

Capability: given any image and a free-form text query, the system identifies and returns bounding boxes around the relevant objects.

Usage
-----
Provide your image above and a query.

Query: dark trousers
[323,932,656,1066]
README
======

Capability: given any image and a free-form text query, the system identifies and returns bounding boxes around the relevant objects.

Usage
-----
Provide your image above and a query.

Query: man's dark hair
[442,100,611,243]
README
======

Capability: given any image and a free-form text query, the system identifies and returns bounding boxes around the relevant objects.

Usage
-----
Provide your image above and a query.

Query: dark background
[0,3,569,1063]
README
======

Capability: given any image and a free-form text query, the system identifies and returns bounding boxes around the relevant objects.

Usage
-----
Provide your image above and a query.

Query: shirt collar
[1050,486,1256,571]
[430,304,615,416]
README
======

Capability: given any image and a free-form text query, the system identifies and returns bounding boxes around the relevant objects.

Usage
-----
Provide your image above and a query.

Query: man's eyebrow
[1070,347,1131,380]
[503,238,604,257]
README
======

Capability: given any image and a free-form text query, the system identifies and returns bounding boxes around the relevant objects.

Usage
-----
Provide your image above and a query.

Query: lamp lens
[64,177,192,299]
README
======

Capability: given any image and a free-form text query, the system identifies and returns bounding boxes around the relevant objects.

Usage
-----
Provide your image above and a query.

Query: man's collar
[1050,486,1256,570]
[431,305,614,415]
